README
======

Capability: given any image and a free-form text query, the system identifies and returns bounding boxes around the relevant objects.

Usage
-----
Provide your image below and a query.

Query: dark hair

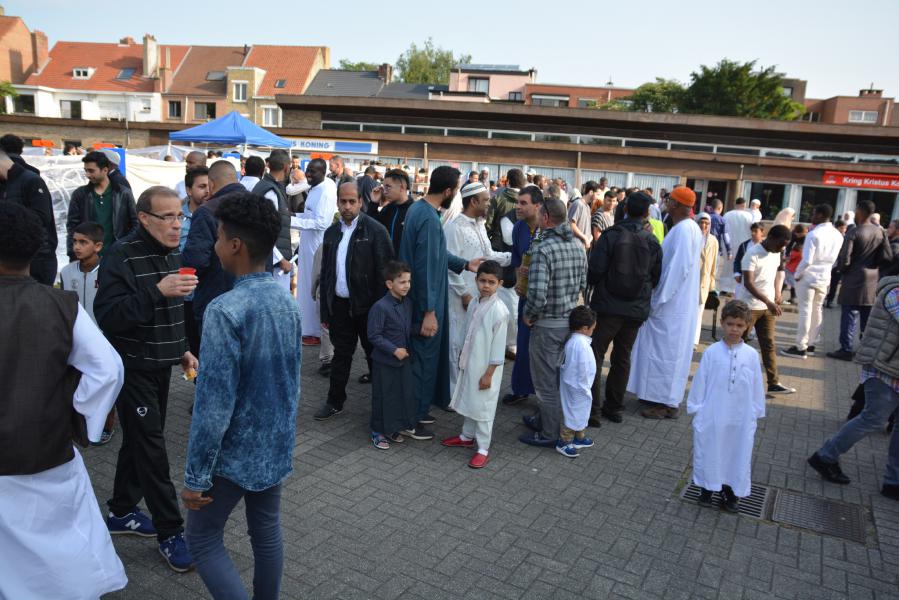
[569,305,596,331]
[383,260,411,281]
[750,222,765,232]
[364,165,377,176]
[604,190,616,199]
[721,299,752,323]
[215,191,280,263]
[308,157,327,172]
[813,204,834,220]
[0,201,43,267]
[857,200,875,216]
[383,168,409,190]
[427,166,461,196]
[73,221,104,243]
[185,166,209,189]
[0,134,25,154]
[244,156,265,178]
[476,259,503,280]
[518,185,544,206]
[136,185,179,214]
[835,219,846,228]
[266,152,289,172]
[269,149,290,160]
[541,198,568,226]
[582,180,600,194]
[735,196,746,205]
[766,224,792,244]
[506,168,526,189]
[626,191,652,218]
[82,150,110,170]
[532,174,545,187]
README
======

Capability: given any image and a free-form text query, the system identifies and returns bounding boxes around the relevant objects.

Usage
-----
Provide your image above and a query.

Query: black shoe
[807,346,816,356]
[587,417,602,428]
[768,383,796,395]
[358,373,371,384]
[313,404,342,421]
[882,483,899,501]
[419,413,436,425]
[317,363,331,377]
[601,410,623,423]
[697,489,714,507]
[403,425,434,440]
[826,349,854,361]
[780,346,807,359]
[523,415,540,432]
[721,486,739,513]
[502,393,529,406]
[807,452,851,484]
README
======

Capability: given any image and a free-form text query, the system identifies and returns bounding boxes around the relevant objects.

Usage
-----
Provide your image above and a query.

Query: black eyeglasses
[145,211,186,223]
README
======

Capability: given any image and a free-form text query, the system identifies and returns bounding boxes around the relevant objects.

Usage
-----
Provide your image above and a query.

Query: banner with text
[822,171,899,191]
[288,138,379,155]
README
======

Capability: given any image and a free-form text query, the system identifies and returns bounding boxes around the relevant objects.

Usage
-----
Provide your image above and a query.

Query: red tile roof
[23,41,189,92]
[244,45,324,96]
[166,45,246,96]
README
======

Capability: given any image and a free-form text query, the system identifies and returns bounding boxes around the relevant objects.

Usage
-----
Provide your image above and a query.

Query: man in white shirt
[781,204,847,359]
[719,197,755,293]
[173,151,207,199]
[749,199,763,223]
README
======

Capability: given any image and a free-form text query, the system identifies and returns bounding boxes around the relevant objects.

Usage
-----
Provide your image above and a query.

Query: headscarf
[773,207,795,229]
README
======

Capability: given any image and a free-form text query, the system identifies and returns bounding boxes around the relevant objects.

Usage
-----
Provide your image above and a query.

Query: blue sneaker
[522,415,539,432]
[108,508,156,537]
[519,432,556,447]
[572,437,594,448]
[159,533,194,573]
[556,441,579,458]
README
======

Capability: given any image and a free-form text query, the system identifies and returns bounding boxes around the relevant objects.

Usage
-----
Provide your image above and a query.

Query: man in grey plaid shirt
[521,197,588,447]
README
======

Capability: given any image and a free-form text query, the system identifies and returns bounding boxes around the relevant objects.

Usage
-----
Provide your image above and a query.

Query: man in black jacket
[0,133,40,176]
[101,148,132,191]
[587,192,662,425]
[314,181,394,420]
[66,150,137,260]
[0,151,57,284]
[374,168,413,255]
[94,185,198,572]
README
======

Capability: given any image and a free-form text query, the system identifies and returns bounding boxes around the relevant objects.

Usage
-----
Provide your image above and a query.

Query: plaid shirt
[861,287,899,394]
[525,223,587,322]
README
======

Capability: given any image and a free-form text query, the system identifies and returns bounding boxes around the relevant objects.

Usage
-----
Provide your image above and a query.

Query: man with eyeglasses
[372,168,414,255]
[94,186,199,573]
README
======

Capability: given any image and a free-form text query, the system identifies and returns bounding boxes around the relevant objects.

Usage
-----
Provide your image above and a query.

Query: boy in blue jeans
[182,192,302,600]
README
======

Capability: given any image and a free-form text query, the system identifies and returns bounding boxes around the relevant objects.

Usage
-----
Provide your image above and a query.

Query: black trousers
[326,297,373,409]
[30,255,58,286]
[184,300,201,357]
[590,314,642,416]
[108,367,183,542]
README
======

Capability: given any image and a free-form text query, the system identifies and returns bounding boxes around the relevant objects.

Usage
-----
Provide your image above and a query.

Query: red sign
[822,171,899,191]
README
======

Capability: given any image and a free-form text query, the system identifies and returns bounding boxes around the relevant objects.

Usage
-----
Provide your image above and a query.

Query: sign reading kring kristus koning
[822,171,899,191]
[287,138,379,155]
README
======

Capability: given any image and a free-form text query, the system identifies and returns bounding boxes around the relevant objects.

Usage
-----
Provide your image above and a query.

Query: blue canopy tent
[168,111,292,152]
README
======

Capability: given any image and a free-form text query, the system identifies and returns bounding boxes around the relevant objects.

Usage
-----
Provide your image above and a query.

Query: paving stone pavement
[88,303,899,599]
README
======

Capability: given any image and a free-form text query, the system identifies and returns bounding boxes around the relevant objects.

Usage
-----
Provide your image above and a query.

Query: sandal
[371,432,390,450]
[386,432,405,443]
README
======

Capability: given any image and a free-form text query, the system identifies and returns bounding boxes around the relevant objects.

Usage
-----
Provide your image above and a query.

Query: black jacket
[588,218,662,321]
[377,198,413,256]
[252,174,292,260]
[319,213,394,323]
[2,164,57,260]
[837,222,893,306]
[108,167,131,190]
[66,180,137,258]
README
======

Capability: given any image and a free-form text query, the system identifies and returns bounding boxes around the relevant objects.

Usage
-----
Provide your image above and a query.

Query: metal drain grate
[680,483,772,519]
[771,489,866,544]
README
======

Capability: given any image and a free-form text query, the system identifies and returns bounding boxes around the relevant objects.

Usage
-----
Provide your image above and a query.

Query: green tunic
[92,186,114,255]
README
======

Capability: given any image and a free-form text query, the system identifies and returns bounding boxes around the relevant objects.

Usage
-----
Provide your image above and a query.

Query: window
[803,111,820,123]
[116,68,135,80]
[531,95,569,107]
[362,124,402,133]
[194,102,216,120]
[798,186,839,223]
[467,77,489,94]
[139,98,151,112]
[849,110,878,123]
[508,91,522,101]
[262,106,280,127]
[168,100,182,119]
[13,94,35,114]
[206,71,225,81]
[782,86,793,97]
[274,79,287,89]
[60,100,82,119]
[233,81,248,102]
[322,122,362,131]
[405,126,445,135]
[73,67,91,79]
[577,98,597,108]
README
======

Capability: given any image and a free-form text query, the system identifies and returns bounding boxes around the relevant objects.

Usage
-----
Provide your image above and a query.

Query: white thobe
[627,218,703,407]
[750,208,762,223]
[0,305,127,600]
[444,213,510,394]
[687,340,765,497]
[291,178,337,337]
[718,209,754,293]
[560,333,596,432]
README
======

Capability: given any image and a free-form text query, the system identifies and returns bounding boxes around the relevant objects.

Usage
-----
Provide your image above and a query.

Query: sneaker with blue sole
[572,437,594,448]
[108,508,156,537]
[159,533,194,573]
[556,441,579,458]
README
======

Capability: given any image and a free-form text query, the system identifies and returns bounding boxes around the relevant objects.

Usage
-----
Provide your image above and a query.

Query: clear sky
[10,0,899,99]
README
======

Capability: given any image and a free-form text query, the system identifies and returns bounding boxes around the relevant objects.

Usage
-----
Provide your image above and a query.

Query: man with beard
[173,152,207,199]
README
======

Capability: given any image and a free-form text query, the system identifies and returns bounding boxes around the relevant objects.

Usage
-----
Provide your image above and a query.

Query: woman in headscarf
[695,212,719,345]
[773,207,796,229]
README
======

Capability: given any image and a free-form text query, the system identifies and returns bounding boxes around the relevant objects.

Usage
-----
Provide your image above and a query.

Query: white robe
[449,295,508,422]
[687,340,765,497]
[627,218,703,407]
[718,209,754,293]
[291,178,337,337]
[444,213,510,395]
[0,305,127,600]
[560,333,596,432]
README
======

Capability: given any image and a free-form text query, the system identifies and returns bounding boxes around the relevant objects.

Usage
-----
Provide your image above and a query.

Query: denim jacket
[185,272,302,492]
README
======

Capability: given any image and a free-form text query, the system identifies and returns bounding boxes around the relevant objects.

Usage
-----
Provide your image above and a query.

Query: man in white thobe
[718,198,754,293]
[749,199,763,223]
[627,186,704,419]
[291,158,337,343]
[445,182,510,394]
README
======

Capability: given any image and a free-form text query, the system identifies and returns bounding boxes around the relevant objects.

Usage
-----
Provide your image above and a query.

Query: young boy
[687,299,766,512]
[60,221,117,445]
[557,306,598,458]
[442,260,509,469]
[182,192,302,599]
[367,261,417,449]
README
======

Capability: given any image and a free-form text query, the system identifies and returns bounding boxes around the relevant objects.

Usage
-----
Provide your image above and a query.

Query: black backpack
[605,224,652,300]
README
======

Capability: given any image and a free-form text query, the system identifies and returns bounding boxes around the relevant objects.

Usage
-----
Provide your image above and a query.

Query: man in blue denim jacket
[181,191,302,600]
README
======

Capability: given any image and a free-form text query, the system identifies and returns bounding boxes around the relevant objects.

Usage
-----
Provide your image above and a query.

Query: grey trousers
[529,324,568,440]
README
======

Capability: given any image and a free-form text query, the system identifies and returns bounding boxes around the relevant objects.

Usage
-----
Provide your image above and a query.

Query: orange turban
[669,187,696,207]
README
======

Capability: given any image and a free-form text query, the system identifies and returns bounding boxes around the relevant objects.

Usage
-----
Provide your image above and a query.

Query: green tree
[679,59,804,120]
[338,59,380,72]
[626,78,684,112]
[0,81,17,114]
[395,38,471,85]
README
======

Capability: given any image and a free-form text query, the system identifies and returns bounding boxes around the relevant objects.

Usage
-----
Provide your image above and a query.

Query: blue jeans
[185,478,283,600]
[839,305,872,352]
[819,377,899,485]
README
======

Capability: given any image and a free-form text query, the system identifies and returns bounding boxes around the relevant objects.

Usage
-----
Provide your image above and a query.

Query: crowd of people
[3,132,899,599]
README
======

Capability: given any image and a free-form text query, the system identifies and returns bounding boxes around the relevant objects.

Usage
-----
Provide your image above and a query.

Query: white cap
[696,211,711,222]
[750,198,761,206]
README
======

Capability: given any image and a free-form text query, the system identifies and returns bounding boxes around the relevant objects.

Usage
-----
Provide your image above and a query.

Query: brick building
[0,9,46,87]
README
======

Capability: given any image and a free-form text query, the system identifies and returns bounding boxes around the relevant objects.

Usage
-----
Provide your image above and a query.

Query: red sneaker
[441,436,475,448]
[468,453,489,469]
[302,336,321,346]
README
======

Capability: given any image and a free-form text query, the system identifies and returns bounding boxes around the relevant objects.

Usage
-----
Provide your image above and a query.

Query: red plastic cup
[179,267,196,276]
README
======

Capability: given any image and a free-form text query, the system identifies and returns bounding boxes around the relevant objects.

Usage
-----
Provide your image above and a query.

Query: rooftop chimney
[119,36,136,45]
[143,34,158,78]
[378,63,393,83]
[859,86,883,98]
[30,30,48,77]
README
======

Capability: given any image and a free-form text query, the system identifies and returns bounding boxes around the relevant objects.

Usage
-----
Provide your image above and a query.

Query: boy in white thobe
[687,300,766,512]
[443,261,509,469]
[557,306,598,458]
